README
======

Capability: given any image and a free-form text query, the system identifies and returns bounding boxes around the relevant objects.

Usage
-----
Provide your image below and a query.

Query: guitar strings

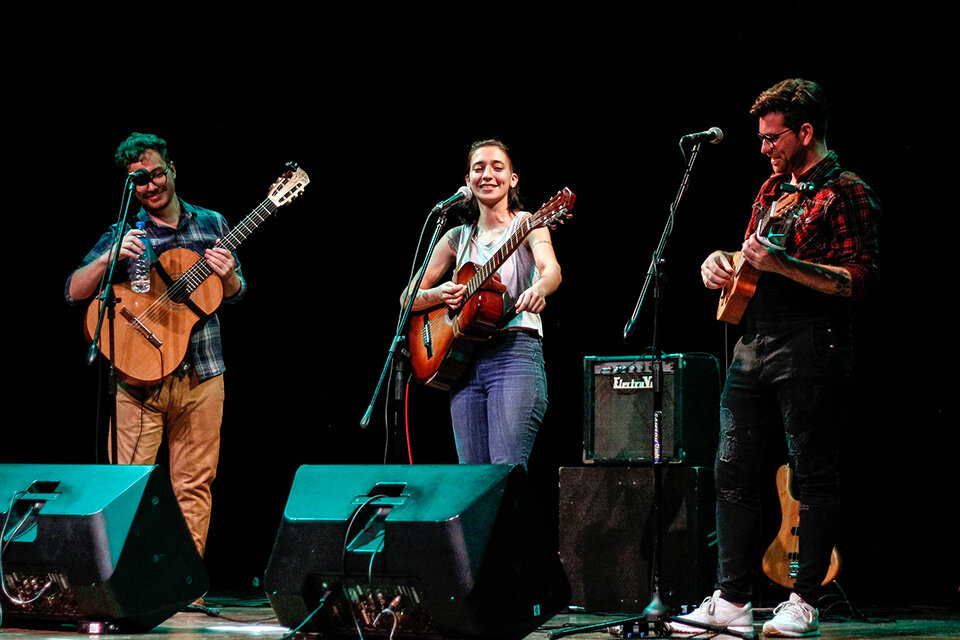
[466,218,533,297]
[465,207,567,296]
[122,199,276,328]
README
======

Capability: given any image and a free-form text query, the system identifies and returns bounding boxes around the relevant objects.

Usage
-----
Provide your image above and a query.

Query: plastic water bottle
[129,221,151,293]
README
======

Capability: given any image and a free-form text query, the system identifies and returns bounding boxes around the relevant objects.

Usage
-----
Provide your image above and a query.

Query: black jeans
[715,317,851,605]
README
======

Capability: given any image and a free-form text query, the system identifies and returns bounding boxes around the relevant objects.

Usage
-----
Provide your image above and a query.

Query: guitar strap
[764,164,847,249]
[151,260,213,322]
[456,217,538,333]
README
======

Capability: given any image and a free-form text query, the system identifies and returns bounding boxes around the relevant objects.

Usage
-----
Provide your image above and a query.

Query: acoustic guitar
[762,464,842,589]
[716,191,803,324]
[84,163,309,385]
[407,187,575,390]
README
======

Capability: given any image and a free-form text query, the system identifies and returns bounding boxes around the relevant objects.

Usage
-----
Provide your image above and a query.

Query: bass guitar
[762,464,842,589]
[85,163,309,385]
[716,190,803,324]
[407,187,575,390]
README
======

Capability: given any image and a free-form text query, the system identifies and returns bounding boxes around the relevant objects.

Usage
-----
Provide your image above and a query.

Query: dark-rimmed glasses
[757,130,793,146]
[144,165,170,185]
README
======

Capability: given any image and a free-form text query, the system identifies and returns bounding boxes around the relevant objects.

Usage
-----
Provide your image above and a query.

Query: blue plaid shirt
[66,199,246,381]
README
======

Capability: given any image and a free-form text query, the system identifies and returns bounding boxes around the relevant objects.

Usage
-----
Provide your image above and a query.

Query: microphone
[680,127,724,145]
[128,168,151,186]
[430,186,473,213]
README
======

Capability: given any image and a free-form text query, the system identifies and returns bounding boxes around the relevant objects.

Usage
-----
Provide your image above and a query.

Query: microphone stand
[86,177,139,465]
[558,139,757,639]
[361,207,450,464]
[623,138,704,638]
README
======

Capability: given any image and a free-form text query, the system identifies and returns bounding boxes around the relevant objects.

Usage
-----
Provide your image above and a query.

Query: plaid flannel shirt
[66,199,246,381]
[747,151,881,300]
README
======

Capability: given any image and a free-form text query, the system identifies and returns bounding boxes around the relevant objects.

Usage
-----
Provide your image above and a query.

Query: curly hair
[114,132,171,170]
[749,78,829,140]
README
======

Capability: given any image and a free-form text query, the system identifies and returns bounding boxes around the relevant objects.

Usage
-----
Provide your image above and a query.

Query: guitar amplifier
[583,353,720,465]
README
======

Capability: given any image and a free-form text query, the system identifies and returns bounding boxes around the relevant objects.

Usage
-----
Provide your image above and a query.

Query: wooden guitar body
[716,251,759,324]
[406,187,576,391]
[84,163,310,385]
[762,464,842,589]
[716,191,802,324]
[84,248,222,385]
[408,263,506,391]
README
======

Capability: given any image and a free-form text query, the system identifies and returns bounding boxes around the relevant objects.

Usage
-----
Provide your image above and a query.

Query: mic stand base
[546,614,658,639]
[547,612,758,640]
[660,616,759,640]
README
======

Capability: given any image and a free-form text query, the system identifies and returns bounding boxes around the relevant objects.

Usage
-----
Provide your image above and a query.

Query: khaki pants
[114,371,224,557]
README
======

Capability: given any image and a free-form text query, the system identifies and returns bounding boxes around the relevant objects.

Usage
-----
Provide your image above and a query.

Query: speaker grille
[583,354,720,465]
[558,465,717,612]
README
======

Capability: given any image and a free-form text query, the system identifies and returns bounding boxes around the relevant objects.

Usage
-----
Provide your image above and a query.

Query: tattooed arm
[741,234,853,297]
[399,227,466,311]
[516,226,562,313]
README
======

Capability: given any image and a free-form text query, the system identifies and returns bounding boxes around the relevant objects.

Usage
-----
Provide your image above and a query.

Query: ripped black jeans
[715,317,852,605]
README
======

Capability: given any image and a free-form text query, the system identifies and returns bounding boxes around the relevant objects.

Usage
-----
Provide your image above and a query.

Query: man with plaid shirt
[66,132,245,562]
[669,79,881,638]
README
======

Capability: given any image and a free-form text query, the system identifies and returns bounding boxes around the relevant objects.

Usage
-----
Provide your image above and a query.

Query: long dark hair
[457,139,524,225]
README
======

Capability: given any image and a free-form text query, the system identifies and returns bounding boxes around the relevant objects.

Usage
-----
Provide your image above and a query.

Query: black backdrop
[5,13,955,609]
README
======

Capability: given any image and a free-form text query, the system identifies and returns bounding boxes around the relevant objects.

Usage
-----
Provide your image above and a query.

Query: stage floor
[1,593,957,640]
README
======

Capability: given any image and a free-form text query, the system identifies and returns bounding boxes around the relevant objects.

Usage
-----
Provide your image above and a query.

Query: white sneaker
[762,593,820,637]
[666,590,754,637]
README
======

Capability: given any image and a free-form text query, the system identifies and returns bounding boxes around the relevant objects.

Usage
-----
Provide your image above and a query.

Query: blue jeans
[715,317,851,605]
[449,331,547,467]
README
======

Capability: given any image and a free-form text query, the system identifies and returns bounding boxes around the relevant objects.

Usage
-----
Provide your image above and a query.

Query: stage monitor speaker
[0,464,208,632]
[264,464,570,640]
[558,466,716,613]
[583,353,720,465]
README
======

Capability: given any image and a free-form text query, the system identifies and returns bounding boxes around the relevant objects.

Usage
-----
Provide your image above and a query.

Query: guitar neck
[178,198,278,292]
[464,216,535,297]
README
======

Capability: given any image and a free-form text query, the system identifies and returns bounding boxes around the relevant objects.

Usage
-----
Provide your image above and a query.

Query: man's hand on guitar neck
[701,250,736,290]
[741,234,787,274]
[740,234,854,298]
[204,245,242,298]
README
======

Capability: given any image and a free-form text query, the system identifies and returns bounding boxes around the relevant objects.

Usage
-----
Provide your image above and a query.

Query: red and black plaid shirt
[746,151,881,300]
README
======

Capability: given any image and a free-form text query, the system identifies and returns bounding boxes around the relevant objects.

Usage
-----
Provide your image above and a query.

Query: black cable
[275,495,390,640]
[0,490,53,628]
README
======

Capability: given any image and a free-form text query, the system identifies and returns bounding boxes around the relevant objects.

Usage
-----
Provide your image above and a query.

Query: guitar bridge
[120,307,163,348]
[421,317,434,359]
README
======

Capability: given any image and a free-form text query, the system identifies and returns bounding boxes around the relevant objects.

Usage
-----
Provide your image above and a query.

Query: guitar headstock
[531,187,576,230]
[268,162,310,207]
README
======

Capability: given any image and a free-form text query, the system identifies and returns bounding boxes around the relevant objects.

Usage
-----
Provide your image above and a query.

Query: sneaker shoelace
[773,598,815,623]
[700,595,718,616]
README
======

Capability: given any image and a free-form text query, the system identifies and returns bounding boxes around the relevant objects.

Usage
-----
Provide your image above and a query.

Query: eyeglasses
[757,129,794,146]
[144,165,170,185]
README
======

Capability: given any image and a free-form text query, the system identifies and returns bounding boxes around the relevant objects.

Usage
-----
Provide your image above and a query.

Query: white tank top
[454,212,543,337]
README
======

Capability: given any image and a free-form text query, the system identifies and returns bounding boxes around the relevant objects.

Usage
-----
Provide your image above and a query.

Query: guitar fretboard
[174,198,279,296]
[464,217,535,298]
